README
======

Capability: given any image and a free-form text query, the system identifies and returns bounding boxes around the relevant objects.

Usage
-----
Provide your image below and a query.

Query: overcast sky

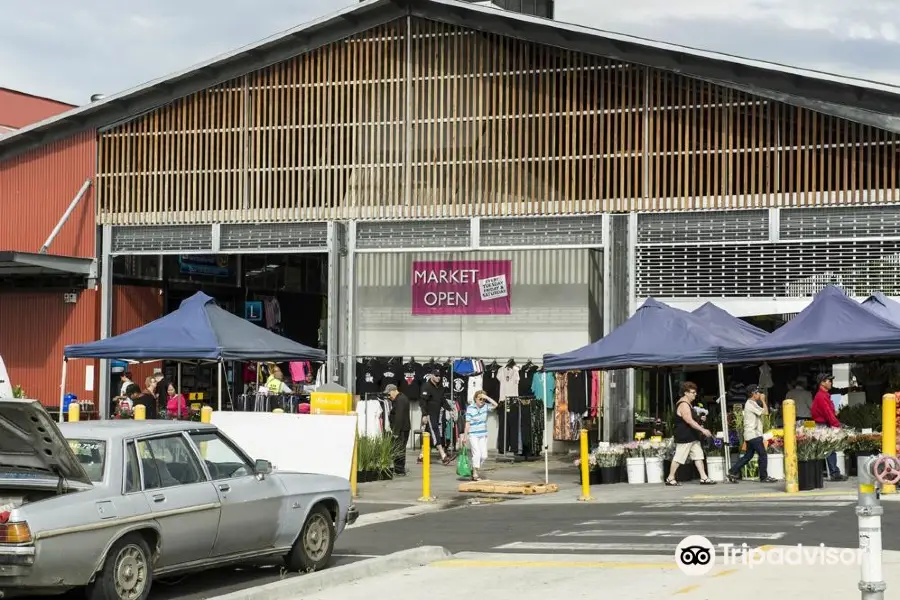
[3,0,900,106]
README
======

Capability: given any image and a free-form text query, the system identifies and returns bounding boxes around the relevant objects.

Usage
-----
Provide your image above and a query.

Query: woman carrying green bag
[459,390,498,481]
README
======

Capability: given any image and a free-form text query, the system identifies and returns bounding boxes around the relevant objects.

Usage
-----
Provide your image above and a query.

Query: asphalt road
[66,498,900,599]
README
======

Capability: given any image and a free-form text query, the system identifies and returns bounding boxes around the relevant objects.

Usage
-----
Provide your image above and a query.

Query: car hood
[0,398,93,486]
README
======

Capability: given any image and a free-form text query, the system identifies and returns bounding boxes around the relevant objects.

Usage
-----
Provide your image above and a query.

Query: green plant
[732,405,745,446]
[837,404,882,431]
[11,385,25,399]
[847,433,882,453]
[356,433,401,477]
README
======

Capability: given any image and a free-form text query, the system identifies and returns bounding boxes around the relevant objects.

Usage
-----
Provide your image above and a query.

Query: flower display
[795,426,848,461]
[766,436,784,454]
[622,441,644,458]
[593,445,625,468]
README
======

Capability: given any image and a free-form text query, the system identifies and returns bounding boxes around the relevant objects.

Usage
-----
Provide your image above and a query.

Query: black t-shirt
[135,393,158,419]
[381,360,402,388]
[420,380,445,418]
[451,374,470,403]
[568,370,588,414]
[482,363,501,402]
[399,361,424,398]
[356,360,383,396]
[519,365,538,397]
[438,363,452,391]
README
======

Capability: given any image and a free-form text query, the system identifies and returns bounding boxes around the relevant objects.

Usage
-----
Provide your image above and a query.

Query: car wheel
[86,533,153,600]
[284,504,335,572]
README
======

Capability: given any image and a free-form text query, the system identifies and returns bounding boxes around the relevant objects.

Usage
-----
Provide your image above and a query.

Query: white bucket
[645,456,664,483]
[626,457,646,484]
[767,453,784,480]
[706,456,726,482]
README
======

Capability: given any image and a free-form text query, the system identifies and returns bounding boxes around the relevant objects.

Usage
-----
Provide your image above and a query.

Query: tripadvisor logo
[675,536,862,575]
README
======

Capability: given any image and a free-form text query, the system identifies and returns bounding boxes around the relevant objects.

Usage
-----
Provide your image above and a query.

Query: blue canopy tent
[862,292,900,326]
[720,285,900,364]
[691,302,767,345]
[62,292,325,417]
[543,299,737,464]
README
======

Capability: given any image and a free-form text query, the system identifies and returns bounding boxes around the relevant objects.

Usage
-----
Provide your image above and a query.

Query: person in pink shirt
[811,373,848,482]
[165,383,190,420]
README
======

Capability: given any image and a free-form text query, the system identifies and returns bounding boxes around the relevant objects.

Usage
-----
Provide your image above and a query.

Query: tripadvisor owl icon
[675,535,716,576]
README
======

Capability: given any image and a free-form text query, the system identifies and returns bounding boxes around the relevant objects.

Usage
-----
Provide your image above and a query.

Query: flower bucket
[767,453,784,480]
[705,456,726,482]
[835,451,847,475]
[626,457,646,484]
[797,460,817,491]
[645,456,664,483]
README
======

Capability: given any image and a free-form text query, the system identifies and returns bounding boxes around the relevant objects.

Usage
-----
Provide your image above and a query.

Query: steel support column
[98,224,113,420]
[346,220,357,395]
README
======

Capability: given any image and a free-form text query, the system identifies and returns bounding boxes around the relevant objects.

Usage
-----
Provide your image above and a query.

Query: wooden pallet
[457,480,559,495]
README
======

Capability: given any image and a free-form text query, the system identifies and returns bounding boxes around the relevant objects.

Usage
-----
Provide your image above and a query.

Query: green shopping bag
[456,444,472,478]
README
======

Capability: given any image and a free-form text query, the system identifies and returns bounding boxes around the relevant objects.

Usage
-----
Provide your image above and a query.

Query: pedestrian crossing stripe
[540,529,784,540]
[644,501,852,508]
[495,542,679,552]
[617,510,834,517]
[576,519,813,527]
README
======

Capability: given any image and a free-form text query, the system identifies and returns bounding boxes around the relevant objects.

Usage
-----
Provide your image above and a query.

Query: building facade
[2,0,900,437]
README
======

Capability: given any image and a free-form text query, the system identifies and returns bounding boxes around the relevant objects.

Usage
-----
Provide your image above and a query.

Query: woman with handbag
[459,390,498,481]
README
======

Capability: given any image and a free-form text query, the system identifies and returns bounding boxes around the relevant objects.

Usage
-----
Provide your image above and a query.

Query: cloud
[2,0,900,105]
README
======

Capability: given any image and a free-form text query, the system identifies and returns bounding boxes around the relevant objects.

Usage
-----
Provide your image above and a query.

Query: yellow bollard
[350,435,359,499]
[418,432,434,502]
[200,405,213,424]
[783,399,797,494]
[882,393,897,494]
[578,428,594,501]
[133,404,146,421]
[67,403,80,423]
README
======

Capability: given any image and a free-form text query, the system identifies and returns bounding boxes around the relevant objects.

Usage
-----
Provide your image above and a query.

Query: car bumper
[347,504,359,525]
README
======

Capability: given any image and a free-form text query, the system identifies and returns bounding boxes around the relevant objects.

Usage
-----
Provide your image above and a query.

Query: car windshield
[67,439,106,482]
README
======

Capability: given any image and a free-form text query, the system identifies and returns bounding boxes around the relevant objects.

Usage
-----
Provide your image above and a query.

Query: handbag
[456,443,472,478]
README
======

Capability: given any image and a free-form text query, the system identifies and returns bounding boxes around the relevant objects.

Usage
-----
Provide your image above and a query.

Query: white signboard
[478,274,509,301]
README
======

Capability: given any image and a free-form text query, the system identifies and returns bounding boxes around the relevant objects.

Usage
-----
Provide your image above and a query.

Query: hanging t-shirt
[482,364,501,401]
[568,371,588,414]
[452,373,469,400]
[467,374,484,404]
[439,362,452,391]
[531,371,556,408]
[519,365,538,396]
[356,399,383,438]
[399,361,424,399]
[498,366,520,400]
[356,361,383,396]
[381,361,403,388]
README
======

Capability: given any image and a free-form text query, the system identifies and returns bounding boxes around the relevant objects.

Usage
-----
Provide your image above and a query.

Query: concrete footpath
[354,450,864,505]
[297,550,900,600]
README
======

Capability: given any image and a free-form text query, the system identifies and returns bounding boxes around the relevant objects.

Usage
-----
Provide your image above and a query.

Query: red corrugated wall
[0,290,98,407]
[0,88,74,129]
[113,285,164,390]
[0,131,96,257]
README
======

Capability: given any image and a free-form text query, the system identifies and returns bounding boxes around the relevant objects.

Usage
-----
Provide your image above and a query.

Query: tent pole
[717,363,731,472]
[543,373,549,485]
[59,358,68,424]
[177,363,182,395]
[217,360,223,411]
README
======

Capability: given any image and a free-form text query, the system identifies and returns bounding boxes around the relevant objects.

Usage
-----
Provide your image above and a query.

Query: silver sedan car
[0,399,358,599]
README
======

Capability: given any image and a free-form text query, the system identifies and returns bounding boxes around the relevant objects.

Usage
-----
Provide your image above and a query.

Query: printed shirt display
[356,360,383,395]
[467,374,484,404]
[399,361,424,398]
[357,399,384,438]
[498,366,520,400]
[531,371,556,408]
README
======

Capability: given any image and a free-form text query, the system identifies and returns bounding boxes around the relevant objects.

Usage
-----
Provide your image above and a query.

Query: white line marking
[645,502,852,508]
[617,510,833,517]
[543,529,784,540]
[333,553,382,558]
[347,503,455,528]
[495,542,678,552]
[672,520,812,527]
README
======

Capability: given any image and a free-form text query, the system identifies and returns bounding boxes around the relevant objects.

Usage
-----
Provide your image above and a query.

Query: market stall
[62,292,325,419]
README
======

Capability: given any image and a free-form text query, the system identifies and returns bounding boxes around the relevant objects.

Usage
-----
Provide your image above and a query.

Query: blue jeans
[826,451,841,477]
[730,436,768,479]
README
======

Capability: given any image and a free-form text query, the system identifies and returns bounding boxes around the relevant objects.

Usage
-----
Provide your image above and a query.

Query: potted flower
[796,427,843,489]
[766,435,785,480]
[595,446,624,484]
[623,442,646,484]
[643,440,668,484]
[847,432,883,476]
[704,437,727,482]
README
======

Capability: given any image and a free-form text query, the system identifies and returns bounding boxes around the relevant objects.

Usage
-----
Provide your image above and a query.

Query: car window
[136,435,204,490]
[124,442,140,493]
[67,439,106,482]
[188,432,253,480]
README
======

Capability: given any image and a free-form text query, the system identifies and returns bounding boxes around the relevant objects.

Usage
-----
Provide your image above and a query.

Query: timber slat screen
[96,18,900,225]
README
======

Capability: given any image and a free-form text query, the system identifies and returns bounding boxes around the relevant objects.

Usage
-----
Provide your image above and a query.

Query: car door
[187,430,284,556]
[136,433,221,567]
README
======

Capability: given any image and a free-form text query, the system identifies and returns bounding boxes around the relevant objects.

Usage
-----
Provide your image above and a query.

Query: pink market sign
[412,260,512,315]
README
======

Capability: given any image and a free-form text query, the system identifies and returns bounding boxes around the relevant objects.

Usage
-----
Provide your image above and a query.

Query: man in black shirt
[418,371,452,465]
[385,384,411,475]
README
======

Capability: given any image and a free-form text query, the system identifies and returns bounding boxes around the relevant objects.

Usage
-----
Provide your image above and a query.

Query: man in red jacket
[811,373,848,481]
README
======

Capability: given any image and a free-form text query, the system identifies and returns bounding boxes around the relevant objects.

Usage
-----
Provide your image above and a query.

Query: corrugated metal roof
[2,0,900,161]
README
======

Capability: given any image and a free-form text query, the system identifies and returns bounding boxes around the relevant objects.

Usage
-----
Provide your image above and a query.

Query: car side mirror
[254,459,273,479]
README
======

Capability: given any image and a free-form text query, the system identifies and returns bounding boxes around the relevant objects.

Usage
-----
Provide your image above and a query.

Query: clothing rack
[357,393,391,438]
[235,392,308,413]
